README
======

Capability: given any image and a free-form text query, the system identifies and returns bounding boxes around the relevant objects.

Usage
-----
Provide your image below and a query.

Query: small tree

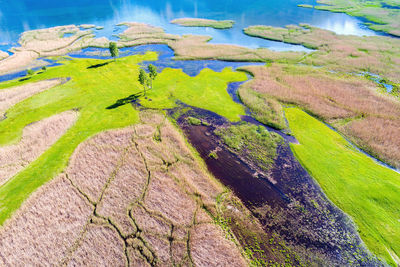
[109,42,119,61]
[147,64,158,89]
[27,69,34,75]
[138,69,149,95]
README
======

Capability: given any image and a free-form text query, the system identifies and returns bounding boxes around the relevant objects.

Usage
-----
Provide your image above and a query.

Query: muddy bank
[173,107,382,266]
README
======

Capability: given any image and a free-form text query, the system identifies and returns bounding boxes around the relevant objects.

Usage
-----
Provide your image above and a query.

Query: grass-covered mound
[286,108,400,266]
[0,52,247,225]
[216,122,282,171]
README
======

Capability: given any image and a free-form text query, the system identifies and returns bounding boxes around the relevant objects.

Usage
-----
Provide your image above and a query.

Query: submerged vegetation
[286,108,400,266]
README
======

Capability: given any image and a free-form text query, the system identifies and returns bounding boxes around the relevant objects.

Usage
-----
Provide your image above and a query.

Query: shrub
[187,116,202,125]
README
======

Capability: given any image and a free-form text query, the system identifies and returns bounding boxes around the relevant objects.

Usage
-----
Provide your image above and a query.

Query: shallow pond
[0,0,381,52]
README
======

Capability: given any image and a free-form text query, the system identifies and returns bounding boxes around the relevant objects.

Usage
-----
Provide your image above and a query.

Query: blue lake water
[0,0,381,52]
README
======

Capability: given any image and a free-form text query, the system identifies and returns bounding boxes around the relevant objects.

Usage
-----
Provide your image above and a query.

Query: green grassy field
[0,53,246,225]
[285,108,400,266]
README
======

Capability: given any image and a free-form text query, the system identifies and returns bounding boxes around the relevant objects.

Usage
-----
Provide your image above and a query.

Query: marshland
[0,0,399,266]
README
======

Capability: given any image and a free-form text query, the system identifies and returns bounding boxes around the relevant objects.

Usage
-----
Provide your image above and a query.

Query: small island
[171,18,235,29]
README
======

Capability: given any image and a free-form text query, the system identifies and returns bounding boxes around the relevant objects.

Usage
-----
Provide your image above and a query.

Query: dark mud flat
[173,107,383,266]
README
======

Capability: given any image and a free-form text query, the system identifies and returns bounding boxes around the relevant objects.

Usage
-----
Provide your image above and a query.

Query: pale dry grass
[142,233,172,265]
[171,18,234,29]
[0,110,77,186]
[169,162,221,204]
[243,64,400,166]
[19,25,83,52]
[0,175,92,266]
[128,247,151,267]
[171,240,188,264]
[0,50,39,74]
[67,225,126,267]
[244,24,400,83]
[0,25,109,74]
[145,170,197,226]
[139,109,166,125]
[342,117,400,168]
[0,79,62,116]
[118,22,303,63]
[195,209,213,224]
[0,50,8,61]
[67,128,134,201]
[190,223,247,267]
[96,146,147,235]
[243,65,400,119]
[131,205,171,236]
[0,111,247,266]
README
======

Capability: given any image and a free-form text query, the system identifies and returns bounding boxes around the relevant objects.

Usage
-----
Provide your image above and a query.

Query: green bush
[187,116,202,125]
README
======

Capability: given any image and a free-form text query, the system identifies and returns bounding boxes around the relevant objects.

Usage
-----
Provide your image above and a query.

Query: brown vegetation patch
[0,50,9,61]
[0,110,77,186]
[67,225,127,266]
[342,117,400,167]
[0,79,63,116]
[128,247,151,267]
[145,170,197,226]
[171,18,235,29]
[242,64,400,167]
[96,146,147,235]
[67,128,135,201]
[0,175,92,266]
[0,25,109,74]
[142,233,172,265]
[171,240,188,264]
[244,24,400,83]
[190,223,247,267]
[118,22,304,63]
[0,111,250,265]
[131,205,171,236]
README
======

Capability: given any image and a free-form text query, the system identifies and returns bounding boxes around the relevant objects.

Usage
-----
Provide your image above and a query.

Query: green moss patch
[216,122,282,171]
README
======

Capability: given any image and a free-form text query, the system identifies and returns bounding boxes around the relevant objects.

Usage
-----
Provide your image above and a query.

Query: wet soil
[172,106,383,266]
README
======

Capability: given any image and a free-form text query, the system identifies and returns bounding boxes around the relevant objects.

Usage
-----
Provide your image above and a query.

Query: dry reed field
[0,25,109,74]
[241,64,400,167]
[0,111,77,186]
[118,22,303,63]
[0,110,247,266]
[0,79,63,116]
[0,51,8,61]
[244,24,400,83]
